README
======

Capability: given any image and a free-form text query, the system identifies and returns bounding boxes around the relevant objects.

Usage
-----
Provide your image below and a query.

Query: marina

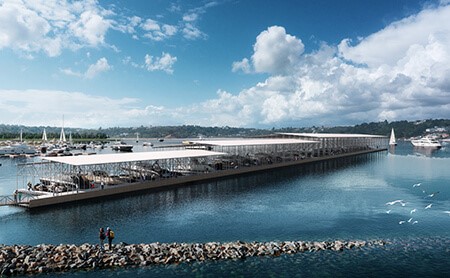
[1,139,449,277]
[2,133,387,209]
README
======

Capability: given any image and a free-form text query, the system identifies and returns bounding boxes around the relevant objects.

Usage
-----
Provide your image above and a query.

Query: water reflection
[413,147,440,157]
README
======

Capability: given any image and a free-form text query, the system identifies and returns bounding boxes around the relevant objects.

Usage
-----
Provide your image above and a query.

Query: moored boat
[411,137,442,148]
[111,142,133,152]
[389,128,397,146]
[0,143,37,156]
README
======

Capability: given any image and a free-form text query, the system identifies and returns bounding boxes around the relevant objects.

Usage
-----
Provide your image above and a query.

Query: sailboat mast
[60,115,66,143]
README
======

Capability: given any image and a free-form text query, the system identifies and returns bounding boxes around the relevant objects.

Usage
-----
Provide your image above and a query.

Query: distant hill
[0,119,449,140]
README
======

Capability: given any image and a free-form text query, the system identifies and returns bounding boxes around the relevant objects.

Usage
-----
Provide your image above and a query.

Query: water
[1,140,450,276]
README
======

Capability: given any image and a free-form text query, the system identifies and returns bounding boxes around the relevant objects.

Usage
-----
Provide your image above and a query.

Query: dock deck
[18,148,386,209]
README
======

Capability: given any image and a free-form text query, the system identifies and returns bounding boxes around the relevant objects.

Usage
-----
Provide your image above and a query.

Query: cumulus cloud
[69,10,111,46]
[223,4,450,126]
[182,23,206,40]
[252,26,304,74]
[338,4,450,67]
[3,3,450,128]
[61,57,111,79]
[232,58,251,73]
[180,2,217,40]
[0,0,115,56]
[85,57,112,78]
[140,18,178,41]
[145,52,177,74]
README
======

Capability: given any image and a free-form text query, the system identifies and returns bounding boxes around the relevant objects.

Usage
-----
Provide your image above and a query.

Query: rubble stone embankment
[0,239,388,276]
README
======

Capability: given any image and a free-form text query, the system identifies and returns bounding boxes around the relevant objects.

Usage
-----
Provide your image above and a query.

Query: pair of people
[99,227,115,251]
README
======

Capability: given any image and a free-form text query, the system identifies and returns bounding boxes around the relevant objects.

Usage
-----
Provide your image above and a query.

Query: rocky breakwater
[0,239,388,276]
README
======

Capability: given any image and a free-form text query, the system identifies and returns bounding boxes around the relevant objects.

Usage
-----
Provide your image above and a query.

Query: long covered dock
[11,135,387,209]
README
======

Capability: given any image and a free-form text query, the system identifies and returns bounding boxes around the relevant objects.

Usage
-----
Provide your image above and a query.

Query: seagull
[386,200,404,206]
[427,191,440,198]
[410,209,417,214]
[386,210,392,214]
[412,221,419,225]
[443,211,450,215]
[407,218,413,223]
[425,204,433,209]
[399,221,406,225]
[412,183,422,187]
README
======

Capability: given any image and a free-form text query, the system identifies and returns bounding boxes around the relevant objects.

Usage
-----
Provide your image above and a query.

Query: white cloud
[180,2,217,40]
[0,89,144,128]
[85,57,112,79]
[144,52,177,74]
[0,0,115,56]
[222,4,450,127]
[60,68,83,78]
[141,19,160,31]
[69,10,111,46]
[182,23,206,40]
[232,58,251,73]
[140,19,177,41]
[338,5,450,67]
[182,13,198,22]
[251,26,304,74]
[61,57,111,79]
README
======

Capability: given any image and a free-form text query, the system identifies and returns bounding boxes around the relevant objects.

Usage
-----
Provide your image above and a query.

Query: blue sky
[0,0,449,128]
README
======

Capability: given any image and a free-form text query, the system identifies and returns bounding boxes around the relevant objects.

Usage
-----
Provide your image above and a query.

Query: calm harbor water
[1,140,450,277]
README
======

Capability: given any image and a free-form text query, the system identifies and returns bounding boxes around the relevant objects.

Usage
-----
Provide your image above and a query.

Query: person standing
[106,227,115,250]
[99,228,106,251]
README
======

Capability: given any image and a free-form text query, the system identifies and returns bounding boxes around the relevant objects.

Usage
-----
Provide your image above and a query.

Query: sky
[0,0,449,129]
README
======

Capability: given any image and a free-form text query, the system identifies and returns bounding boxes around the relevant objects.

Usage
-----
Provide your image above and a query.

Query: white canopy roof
[277,133,386,138]
[188,138,318,147]
[42,149,226,166]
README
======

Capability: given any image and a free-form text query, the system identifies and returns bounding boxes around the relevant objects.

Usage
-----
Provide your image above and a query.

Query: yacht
[111,141,133,152]
[411,137,441,148]
[0,143,37,156]
[142,142,153,147]
[389,128,397,146]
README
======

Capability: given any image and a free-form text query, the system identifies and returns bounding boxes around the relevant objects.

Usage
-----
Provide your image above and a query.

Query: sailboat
[39,128,50,154]
[59,126,66,143]
[42,128,48,142]
[389,128,397,146]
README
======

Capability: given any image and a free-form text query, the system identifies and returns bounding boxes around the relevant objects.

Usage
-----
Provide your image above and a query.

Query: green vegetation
[0,119,449,140]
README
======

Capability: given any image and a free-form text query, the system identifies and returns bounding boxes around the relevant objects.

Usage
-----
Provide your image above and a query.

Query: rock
[0,238,389,275]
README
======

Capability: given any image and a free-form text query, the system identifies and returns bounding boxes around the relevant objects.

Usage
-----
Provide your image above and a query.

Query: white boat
[111,142,133,152]
[42,128,48,142]
[389,128,397,146]
[411,137,442,148]
[0,143,37,156]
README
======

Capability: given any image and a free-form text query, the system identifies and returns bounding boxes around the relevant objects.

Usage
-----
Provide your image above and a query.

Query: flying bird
[410,209,417,214]
[412,183,422,187]
[386,200,406,206]
[425,204,432,209]
[386,210,392,214]
[427,192,440,198]
[443,211,450,215]
[407,218,413,223]
[412,221,419,225]
[399,221,406,225]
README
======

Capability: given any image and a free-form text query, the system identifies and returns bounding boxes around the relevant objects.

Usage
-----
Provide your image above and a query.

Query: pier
[10,134,387,209]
